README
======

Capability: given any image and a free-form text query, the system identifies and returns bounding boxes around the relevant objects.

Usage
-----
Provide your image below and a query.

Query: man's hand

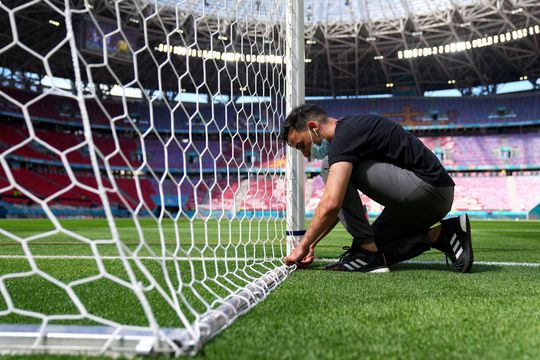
[284,243,310,266]
[296,245,315,269]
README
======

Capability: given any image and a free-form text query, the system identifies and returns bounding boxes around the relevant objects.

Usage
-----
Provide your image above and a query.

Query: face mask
[308,128,329,159]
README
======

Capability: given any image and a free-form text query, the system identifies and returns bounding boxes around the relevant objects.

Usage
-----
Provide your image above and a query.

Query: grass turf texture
[1,219,540,359]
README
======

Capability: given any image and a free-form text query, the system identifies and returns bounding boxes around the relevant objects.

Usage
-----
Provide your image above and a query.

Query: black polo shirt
[328,114,455,187]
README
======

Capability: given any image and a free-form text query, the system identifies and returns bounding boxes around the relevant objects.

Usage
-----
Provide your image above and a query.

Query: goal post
[285,0,306,253]
[0,0,305,357]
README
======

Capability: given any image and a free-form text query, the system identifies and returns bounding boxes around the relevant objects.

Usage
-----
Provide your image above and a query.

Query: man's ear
[306,120,317,131]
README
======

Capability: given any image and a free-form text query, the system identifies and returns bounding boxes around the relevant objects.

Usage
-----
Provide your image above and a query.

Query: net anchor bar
[0,266,290,356]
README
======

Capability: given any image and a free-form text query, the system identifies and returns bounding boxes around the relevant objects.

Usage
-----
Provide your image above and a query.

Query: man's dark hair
[280,103,328,146]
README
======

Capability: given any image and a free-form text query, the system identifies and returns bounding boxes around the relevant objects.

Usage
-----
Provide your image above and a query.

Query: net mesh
[0,0,291,355]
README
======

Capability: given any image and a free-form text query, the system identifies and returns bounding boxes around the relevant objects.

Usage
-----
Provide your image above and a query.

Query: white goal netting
[0,0,301,356]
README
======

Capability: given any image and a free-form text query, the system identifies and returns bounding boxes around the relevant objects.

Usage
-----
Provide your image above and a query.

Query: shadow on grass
[299,261,498,273]
[391,263,496,273]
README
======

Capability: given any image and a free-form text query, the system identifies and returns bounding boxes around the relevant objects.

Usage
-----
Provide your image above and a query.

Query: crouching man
[282,104,473,273]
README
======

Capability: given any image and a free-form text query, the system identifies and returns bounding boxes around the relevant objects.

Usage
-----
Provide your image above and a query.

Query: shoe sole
[458,214,474,273]
[369,267,390,273]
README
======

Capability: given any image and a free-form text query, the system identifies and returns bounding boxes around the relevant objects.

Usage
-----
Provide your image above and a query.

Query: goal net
[0,0,304,356]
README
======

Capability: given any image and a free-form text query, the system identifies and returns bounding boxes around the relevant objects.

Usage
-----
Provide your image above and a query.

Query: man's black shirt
[328,114,455,187]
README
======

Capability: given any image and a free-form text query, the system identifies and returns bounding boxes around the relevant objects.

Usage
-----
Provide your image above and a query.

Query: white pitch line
[316,258,540,268]
[0,255,538,268]
[330,228,540,233]
[0,255,274,262]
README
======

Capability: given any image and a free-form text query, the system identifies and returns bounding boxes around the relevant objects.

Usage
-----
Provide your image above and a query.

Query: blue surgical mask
[308,128,329,159]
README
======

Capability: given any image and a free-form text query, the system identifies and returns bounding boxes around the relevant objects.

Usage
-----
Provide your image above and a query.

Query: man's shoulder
[339,113,387,125]
[336,113,387,133]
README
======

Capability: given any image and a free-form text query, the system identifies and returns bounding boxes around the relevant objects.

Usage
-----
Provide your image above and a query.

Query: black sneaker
[436,214,473,273]
[325,246,390,273]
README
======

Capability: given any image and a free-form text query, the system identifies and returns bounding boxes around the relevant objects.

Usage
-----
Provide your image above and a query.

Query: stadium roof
[305,0,476,24]
[168,0,477,24]
[1,0,540,97]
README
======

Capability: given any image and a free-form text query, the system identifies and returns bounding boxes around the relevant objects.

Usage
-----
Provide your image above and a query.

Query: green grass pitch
[1,218,540,359]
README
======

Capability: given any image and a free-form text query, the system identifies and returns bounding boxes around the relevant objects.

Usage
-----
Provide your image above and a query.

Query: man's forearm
[300,198,340,249]
[309,217,339,249]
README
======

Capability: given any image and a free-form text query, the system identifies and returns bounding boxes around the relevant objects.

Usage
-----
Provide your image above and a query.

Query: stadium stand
[304,172,540,216]
[7,87,540,131]
[312,93,540,127]
[1,86,540,218]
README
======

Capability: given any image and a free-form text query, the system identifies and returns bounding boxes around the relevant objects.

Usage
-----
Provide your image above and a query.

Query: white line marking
[0,255,276,262]
[315,259,540,268]
[331,228,540,233]
[0,255,539,268]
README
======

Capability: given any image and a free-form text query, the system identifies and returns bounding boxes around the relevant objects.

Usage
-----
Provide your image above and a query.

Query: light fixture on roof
[385,83,394,88]
[239,86,247,91]
[306,39,316,45]
[48,19,60,27]
[519,75,528,81]
[511,7,524,14]
[459,22,471,28]
[218,35,228,41]
[156,43,284,64]
[447,80,456,84]
[304,58,312,63]
[177,29,184,34]
[397,24,540,60]
[366,36,376,42]
[129,17,139,24]
[374,55,384,60]
[412,31,423,37]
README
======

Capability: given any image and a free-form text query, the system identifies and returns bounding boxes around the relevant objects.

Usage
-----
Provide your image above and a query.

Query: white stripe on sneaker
[355,259,367,266]
[343,263,355,271]
[450,234,457,246]
[453,240,460,253]
[349,261,361,269]
[455,247,463,259]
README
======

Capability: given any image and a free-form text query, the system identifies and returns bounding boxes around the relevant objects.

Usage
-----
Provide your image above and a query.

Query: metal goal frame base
[0,266,290,357]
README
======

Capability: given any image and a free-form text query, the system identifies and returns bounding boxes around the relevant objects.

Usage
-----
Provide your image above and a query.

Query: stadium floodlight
[0,0,305,356]
[397,25,540,59]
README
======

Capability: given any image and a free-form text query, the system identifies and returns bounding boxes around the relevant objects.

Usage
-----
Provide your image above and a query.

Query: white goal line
[0,255,278,262]
[0,255,538,267]
[318,258,540,268]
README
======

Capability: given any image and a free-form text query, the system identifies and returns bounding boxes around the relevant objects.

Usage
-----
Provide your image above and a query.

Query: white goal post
[0,0,304,356]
